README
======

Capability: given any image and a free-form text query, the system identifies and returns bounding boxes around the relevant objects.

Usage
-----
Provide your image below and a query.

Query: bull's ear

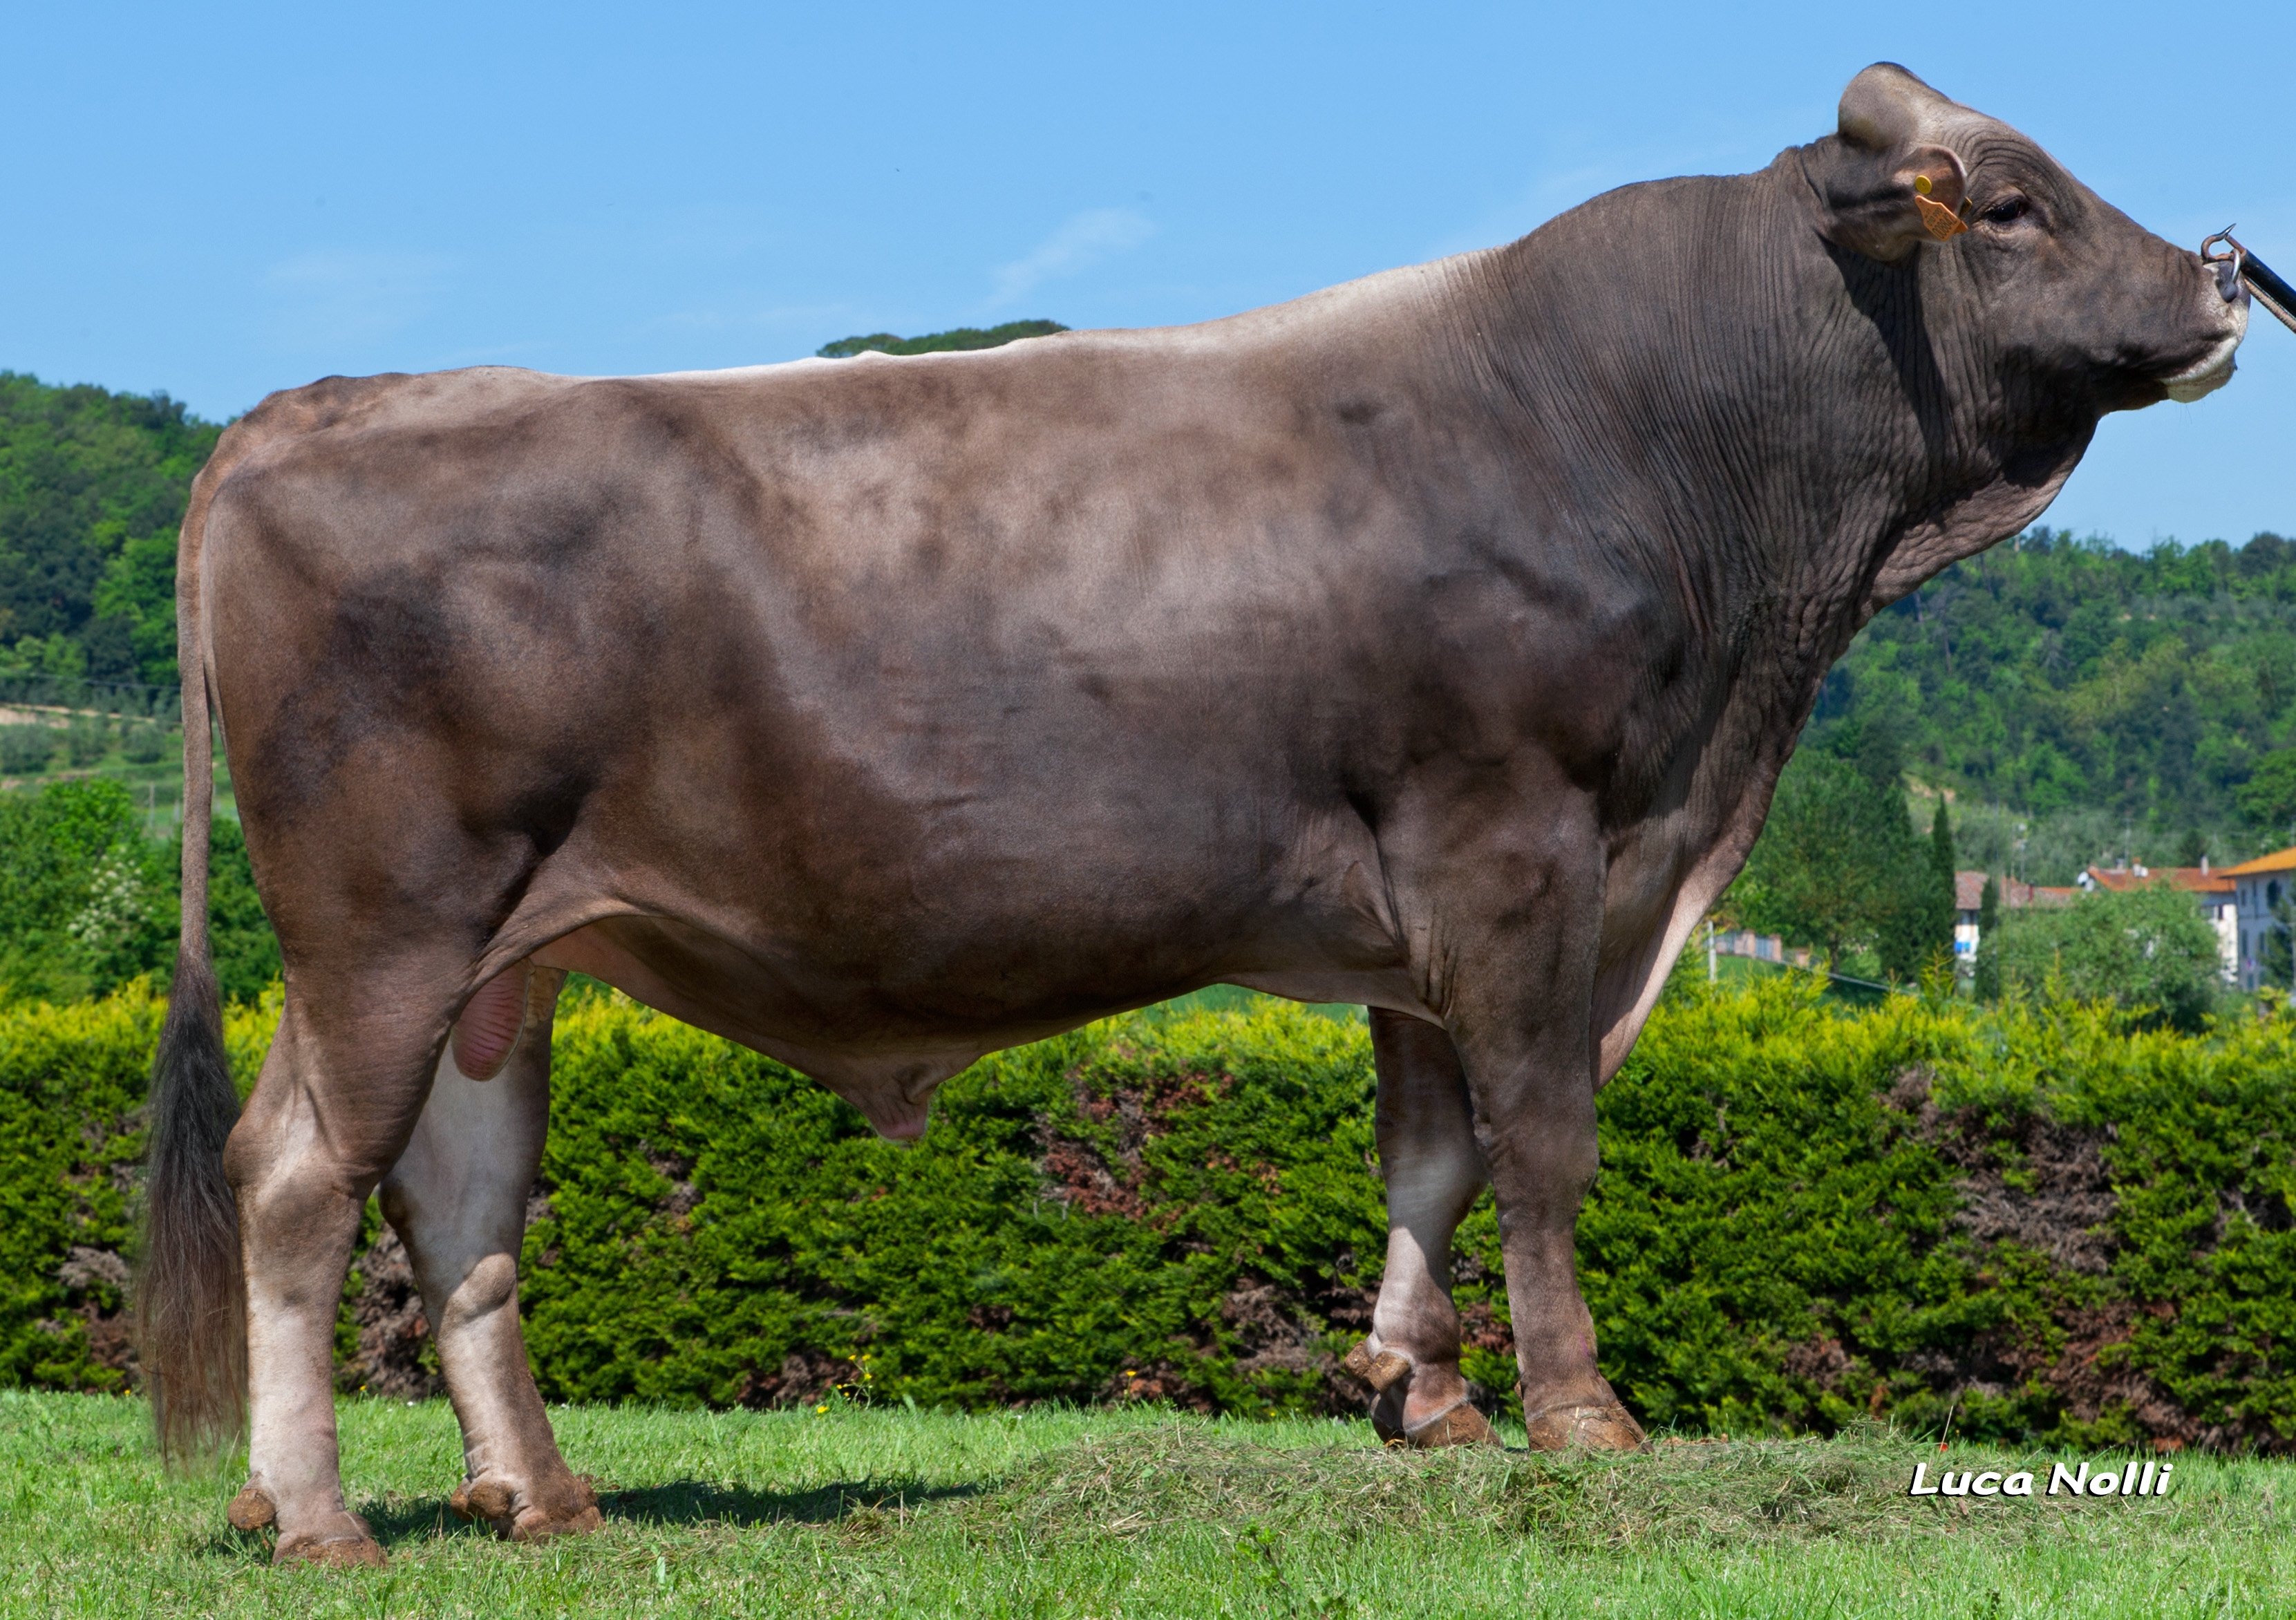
[1816,64,1973,263]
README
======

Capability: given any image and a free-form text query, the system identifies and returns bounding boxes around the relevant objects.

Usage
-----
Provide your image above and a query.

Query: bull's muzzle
[2204,227,2296,335]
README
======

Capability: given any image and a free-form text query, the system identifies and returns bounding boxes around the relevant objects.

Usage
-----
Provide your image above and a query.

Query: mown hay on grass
[959,1424,2183,1554]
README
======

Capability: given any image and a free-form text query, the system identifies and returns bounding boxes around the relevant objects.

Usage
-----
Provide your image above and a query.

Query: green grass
[3,1393,2290,1617]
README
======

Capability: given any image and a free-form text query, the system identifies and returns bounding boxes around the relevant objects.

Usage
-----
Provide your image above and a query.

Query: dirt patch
[735,1348,856,1409]
[1035,1060,1229,1221]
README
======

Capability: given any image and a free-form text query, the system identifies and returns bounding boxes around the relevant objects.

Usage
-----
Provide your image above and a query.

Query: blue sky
[6,2,2289,545]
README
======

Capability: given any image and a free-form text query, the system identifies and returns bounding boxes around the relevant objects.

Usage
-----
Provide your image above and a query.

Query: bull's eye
[1982,196,2030,227]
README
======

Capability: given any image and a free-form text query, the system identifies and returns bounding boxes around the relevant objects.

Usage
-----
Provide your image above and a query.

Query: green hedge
[10,977,2296,1449]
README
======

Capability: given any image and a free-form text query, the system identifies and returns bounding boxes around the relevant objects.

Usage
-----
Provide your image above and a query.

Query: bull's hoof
[449,1476,513,1527]
[1342,1339,1411,1393]
[225,1485,277,1532]
[273,1528,386,1570]
[508,1500,605,1543]
[451,1473,603,1541]
[1349,1339,1500,1449]
[1403,1400,1500,1449]
[1523,1400,1647,1452]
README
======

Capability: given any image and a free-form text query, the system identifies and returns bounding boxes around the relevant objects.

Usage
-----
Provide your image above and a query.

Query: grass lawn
[2,1393,2288,1617]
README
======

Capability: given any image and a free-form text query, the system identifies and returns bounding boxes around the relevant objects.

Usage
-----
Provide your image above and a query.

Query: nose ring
[2204,226,2296,333]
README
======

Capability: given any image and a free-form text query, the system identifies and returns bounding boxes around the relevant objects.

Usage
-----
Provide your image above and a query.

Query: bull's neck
[1445,158,2045,816]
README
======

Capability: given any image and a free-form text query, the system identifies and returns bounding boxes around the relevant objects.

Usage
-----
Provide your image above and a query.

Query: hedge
[10,976,2296,1449]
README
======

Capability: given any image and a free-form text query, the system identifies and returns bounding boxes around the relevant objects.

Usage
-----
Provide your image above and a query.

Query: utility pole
[1708,917,1718,983]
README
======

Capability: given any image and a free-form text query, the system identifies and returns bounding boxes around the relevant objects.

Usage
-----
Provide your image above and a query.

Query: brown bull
[139,64,2246,1565]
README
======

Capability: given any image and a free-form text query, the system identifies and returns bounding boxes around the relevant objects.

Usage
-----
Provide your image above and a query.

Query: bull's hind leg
[379,965,600,1542]
[223,992,441,1567]
[1347,1009,1498,1448]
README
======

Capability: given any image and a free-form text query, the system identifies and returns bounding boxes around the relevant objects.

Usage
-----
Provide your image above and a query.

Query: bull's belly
[532,919,998,1139]
[528,903,1416,1138]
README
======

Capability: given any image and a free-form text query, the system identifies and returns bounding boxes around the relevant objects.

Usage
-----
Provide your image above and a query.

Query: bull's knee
[438,1252,519,1326]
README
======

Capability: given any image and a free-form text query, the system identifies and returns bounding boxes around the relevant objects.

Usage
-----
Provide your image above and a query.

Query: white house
[1954,871,1986,966]
[2217,846,2296,991]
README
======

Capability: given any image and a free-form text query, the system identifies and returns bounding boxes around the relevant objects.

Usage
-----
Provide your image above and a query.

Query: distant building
[2077,863,2238,983]
[1952,871,2077,970]
[1954,872,1986,964]
[1709,928,1813,968]
[2214,847,2296,991]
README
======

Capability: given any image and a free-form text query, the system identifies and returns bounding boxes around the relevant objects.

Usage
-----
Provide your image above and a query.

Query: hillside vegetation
[1818,527,2296,875]
[815,319,1067,357]
[0,372,218,690]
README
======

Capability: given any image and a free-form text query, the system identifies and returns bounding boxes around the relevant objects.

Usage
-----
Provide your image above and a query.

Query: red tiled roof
[1952,872,2075,910]
[2084,864,2234,896]
[2008,880,2076,910]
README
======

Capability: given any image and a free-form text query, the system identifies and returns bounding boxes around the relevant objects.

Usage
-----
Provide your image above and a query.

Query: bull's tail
[135,475,245,1460]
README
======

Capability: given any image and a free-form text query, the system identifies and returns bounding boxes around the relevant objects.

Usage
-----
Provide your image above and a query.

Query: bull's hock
[1906,1462,2176,1498]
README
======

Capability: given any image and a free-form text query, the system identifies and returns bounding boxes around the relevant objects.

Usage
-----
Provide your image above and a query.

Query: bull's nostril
[2214,259,2245,303]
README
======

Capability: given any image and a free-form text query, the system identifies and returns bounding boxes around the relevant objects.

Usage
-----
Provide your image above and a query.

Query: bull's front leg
[1347,1009,1498,1447]
[1393,804,1644,1453]
[1450,954,1644,1451]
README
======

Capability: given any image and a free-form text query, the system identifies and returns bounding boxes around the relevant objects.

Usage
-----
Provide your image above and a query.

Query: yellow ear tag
[1912,176,1968,241]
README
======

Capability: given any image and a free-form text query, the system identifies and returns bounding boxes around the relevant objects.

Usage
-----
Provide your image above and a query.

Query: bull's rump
[199,335,1451,1070]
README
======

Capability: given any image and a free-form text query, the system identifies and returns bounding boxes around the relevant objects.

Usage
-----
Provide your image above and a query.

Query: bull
[138,64,2246,1565]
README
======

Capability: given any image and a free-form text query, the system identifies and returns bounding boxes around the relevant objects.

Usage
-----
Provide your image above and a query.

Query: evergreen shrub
[8,978,2296,1450]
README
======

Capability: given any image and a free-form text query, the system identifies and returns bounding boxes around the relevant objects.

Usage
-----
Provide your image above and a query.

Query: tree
[1973,876,2002,1001]
[2264,885,2296,995]
[1731,753,1887,963]
[1731,724,1936,979]
[816,320,1068,359]
[1917,800,1958,970]
[2238,748,2296,840]
[0,779,278,1004]
[1996,883,2221,1032]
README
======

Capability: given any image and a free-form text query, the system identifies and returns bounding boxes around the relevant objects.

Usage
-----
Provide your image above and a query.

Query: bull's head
[1786,64,2249,605]
[1805,63,2247,415]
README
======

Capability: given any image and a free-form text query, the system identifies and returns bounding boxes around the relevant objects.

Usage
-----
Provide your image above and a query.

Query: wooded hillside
[0,373,220,689]
[1821,529,2296,870]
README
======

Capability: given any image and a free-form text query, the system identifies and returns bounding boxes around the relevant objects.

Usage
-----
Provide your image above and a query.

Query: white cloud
[986,208,1156,308]
[261,249,452,352]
